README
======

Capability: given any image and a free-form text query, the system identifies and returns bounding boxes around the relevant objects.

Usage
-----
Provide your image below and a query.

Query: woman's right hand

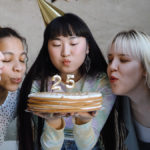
[33,112,64,129]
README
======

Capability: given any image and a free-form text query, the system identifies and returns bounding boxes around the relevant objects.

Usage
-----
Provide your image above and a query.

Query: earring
[85,55,91,73]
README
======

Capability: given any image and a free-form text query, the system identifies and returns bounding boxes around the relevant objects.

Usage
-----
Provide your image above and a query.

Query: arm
[41,119,65,150]
[73,73,115,150]
[30,81,65,150]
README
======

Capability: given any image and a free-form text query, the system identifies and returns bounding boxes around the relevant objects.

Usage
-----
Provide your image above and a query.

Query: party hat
[37,0,64,25]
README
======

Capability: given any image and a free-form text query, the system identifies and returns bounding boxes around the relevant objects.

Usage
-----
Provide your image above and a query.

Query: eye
[50,40,61,47]
[3,59,11,63]
[3,57,11,63]
[70,43,78,46]
[120,57,131,63]
[70,38,79,46]
[20,59,26,63]
[52,44,61,47]
[107,56,113,64]
[108,59,112,64]
[20,54,27,63]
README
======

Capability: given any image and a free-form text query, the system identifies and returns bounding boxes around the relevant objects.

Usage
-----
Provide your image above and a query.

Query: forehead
[50,35,82,40]
[108,38,141,60]
[0,37,24,52]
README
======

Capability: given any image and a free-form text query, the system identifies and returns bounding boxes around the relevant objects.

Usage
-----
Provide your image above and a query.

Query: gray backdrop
[0,0,150,69]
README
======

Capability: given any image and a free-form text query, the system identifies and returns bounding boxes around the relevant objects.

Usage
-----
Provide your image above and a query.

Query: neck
[128,84,150,106]
[0,87,8,105]
[128,84,150,127]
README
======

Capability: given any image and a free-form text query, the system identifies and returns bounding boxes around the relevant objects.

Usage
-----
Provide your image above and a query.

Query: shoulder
[83,72,110,92]
[94,72,110,86]
[31,80,41,93]
[7,89,20,102]
[86,72,108,81]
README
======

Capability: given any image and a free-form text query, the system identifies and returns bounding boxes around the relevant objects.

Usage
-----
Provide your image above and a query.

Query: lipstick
[11,78,22,84]
[63,59,71,66]
[109,76,118,83]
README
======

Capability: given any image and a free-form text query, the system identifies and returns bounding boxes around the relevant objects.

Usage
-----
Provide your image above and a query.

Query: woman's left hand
[74,111,97,125]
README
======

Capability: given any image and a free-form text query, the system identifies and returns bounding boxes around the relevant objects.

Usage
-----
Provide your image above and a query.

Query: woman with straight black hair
[17,13,115,150]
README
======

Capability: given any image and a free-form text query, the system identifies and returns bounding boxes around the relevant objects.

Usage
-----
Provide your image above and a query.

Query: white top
[0,90,19,145]
[134,119,150,143]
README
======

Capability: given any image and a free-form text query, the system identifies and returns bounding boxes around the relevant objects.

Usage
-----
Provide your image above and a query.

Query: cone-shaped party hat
[37,0,64,26]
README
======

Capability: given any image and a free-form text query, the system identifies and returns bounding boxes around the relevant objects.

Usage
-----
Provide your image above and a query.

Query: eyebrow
[2,51,27,56]
[52,36,78,41]
[52,37,61,41]
[69,36,78,40]
[107,53,129,57]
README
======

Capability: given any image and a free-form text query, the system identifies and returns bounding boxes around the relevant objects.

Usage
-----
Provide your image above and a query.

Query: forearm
[73,120,97,150]
[41,119,65,150]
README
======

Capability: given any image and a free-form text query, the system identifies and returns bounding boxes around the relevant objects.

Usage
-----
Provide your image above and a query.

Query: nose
[13,61,23,72]
[61,44,71,57]
[108,59,119,72]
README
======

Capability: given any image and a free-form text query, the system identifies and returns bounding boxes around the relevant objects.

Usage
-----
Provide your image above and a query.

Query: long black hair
[17,13,107,150]
[101,96,128,150]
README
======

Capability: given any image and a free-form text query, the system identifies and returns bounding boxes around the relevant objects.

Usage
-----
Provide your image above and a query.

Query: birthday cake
[27,92,103,113]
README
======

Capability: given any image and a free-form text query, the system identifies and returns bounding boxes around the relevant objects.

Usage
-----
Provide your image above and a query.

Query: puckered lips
[109,75,119,83]
[62,59,71,66]
[10,77,22,84]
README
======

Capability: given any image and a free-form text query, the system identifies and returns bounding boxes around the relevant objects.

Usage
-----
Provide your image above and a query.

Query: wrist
[75,117,91,125]
[46,118,64,129]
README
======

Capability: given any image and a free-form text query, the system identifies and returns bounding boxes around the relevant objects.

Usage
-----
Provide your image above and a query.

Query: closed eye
[52,44,61,47]
[70,43,78,46]
[3,59,11,63]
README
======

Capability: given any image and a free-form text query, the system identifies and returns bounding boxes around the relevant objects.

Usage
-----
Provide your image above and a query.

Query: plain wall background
[0,0,150,69]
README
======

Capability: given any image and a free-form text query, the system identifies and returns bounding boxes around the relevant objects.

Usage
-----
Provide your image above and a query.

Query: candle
[51,75,61,91]
[51,74,75,91]
[66,74,75,89]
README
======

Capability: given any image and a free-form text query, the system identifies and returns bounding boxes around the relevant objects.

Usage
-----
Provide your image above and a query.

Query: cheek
[22,65,26,74]
[1,66,10,75]
[49,49,60,60]
[73,47,87,60]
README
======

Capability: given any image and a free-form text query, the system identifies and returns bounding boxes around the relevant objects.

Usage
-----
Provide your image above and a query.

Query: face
[107,45,145,96]
[0,37,27,91]
[48,35,89,77]
[0,51,4,76]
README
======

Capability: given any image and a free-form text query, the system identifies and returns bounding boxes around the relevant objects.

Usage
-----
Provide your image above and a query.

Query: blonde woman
[101,29,150,150]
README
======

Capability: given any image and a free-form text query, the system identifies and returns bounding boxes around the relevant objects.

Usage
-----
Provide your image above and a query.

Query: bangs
[46,16,87,40]
[112,34,143,60]
[48,23,74,39]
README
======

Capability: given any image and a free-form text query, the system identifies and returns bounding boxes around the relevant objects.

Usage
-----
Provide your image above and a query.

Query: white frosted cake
[27,92,103,113]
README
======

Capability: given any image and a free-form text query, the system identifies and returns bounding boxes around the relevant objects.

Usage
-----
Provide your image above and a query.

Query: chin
[112,88,122,95]
[8,86,19,92]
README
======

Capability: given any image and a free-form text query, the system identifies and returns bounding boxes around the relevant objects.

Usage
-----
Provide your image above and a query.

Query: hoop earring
[85,55,91,73]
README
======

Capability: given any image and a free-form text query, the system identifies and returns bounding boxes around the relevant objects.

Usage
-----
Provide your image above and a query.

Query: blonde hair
[110,29,150,88]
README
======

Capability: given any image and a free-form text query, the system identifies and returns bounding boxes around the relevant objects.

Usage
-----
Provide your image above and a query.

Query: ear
[86,44,89,54]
